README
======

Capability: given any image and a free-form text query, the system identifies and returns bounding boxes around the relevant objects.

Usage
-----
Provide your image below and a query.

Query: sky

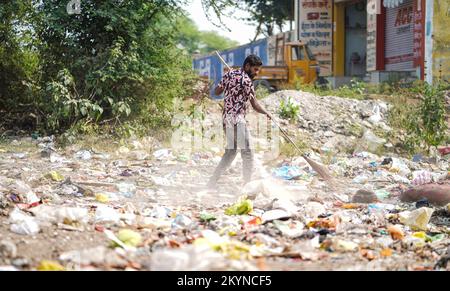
[184,0,258,45]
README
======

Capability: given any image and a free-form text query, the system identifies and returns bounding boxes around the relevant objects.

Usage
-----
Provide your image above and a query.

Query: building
[294,0,447,86]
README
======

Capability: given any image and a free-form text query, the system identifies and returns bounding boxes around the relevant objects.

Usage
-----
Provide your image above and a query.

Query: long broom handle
[215,51,231,71]
[271,119,305,154]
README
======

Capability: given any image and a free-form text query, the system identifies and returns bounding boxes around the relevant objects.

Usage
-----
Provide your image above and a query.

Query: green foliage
[255,86,270,100]
[0,1,39,112]
[290,78,368,100]
[242,0,294,39]
[279,97,300,122]
[405,84,448,150]
[1,0,198,136]
[176,16,239,54]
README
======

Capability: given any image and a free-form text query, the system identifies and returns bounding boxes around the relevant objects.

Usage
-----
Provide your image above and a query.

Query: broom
[215,51,333,181]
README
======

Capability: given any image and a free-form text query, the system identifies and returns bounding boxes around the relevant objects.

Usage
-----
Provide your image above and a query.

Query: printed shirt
[217,68,256,125]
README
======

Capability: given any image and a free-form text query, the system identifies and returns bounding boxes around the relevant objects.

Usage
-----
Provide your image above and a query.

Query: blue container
[193,38,268,99]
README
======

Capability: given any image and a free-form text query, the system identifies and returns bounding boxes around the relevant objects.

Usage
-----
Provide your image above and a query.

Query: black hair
[243,54,262,67]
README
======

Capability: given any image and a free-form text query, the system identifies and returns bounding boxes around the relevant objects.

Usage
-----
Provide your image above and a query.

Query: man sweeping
[207,54,272,189]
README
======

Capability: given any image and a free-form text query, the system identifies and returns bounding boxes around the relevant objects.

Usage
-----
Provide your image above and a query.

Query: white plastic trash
[9,209,40,235]
[95,206,120,223]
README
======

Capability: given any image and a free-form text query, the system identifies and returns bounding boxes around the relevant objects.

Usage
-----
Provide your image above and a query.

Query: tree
[242,0,294,40]
[0,1,37,111]
[176,16,239,54]
[0,0,249,134]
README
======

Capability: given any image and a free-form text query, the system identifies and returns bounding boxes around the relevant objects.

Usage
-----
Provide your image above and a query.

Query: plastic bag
[225,197,253,216]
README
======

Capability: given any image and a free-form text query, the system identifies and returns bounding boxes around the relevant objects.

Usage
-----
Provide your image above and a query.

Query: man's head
[243,54,262,79]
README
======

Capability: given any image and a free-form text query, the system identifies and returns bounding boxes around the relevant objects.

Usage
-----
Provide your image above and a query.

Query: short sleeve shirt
[218,68,256,125]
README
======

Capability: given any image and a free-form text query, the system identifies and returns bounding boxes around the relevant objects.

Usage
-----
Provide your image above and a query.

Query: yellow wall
[333,3,345,76]
[433,0,450,83]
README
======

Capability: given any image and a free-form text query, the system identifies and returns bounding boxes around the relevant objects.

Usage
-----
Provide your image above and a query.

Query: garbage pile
[262,90,392,154]
[0,91,449,271]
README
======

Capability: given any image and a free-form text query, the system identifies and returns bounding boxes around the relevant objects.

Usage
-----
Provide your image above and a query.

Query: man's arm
[250,97,272,119]
[215,68,230,96]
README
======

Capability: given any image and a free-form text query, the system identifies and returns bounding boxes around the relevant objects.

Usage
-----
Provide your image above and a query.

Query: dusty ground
[0,91,449,271]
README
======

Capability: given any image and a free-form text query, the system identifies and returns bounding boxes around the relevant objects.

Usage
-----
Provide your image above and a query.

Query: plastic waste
[31,205,88,224]
[390,158,411,177]
[304,202,326,218]
[330,238,359,252]
[307,216,339,230]
[13,153,27,159]
[37,260,65,271]
[272,166,304,180]
[0,266,18,271]
[58,184,81,196]
[437,146,450,156]
[49,153,64,163]
[0,240,17,258]
[104,230,135,251]
[273,220,304,238]
[272,199,299,215]
[95,206,120,223]
[368,203,395,213]
[177,154,189,162]
[387,225,405,240]
[57,207,89,223]
[115,229,142,247]
[403,235,426,249]
[172,214,193,229]
[352,174,369,184]
[360,130,386,154]
[149,206,172,218]
[399,207,434,231]
[199,213,216,222]
[225,197,253,216]
[392,174,411,184]
[95,193,109,203]
[151,176,172,186]
[46,171,64,182]
[11,180,40,204]
[368,105,382,124]
[194,230,251,260]
[149,245,255,271]
[9,208,40,235]
[380,248,393,257]
[116,182,136,198]
[261,209,290,222]
[375,189,390,200]
[411,170,433,186]
[153,149,171,160]
[74,150,92,160]
[130,150,148,161]
[59,246,125,267]
[415,198,430,208]
[243,216,262,228]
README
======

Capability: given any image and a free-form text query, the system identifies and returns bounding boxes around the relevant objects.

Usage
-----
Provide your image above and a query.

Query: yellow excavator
[253,41,320,91]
